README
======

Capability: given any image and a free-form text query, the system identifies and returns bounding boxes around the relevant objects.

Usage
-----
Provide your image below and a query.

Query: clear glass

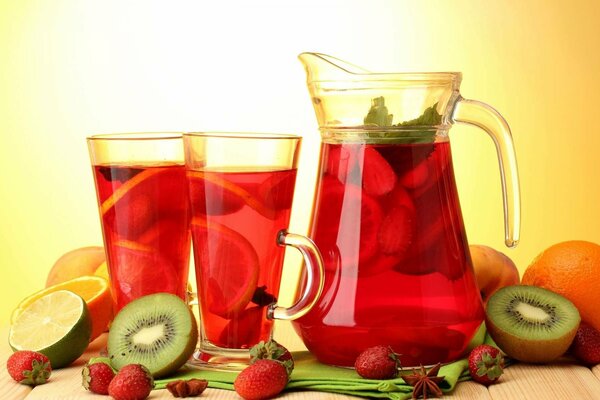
[87,133,191,313]
[184,132,324,371]
[292,53,521,367]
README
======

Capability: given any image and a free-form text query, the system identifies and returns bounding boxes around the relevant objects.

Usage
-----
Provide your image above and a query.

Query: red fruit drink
[93,163,190,311]
[188,168,296,349]
[293,141,485,367]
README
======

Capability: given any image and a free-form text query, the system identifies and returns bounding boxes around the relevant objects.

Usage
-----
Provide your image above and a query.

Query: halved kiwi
[485,285,580,363]
[107,293,198,377]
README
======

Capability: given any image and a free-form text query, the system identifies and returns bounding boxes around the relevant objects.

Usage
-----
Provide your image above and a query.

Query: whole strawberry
[249,339,294,376]
[570,322,600,365]
[355,345,401,379]
[108,364,154,400]
[82,360,115,395]
[234,359,288,400]
[6,350,51,386]
[468,344,504,386]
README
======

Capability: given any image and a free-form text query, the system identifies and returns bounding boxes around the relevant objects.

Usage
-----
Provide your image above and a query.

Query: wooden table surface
[2,322,600,399]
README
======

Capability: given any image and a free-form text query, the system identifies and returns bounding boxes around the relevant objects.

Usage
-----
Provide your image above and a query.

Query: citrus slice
[187,170,275,219]
[9,290,92,368]
[100,165,187,241]
[257,169,297,211]
[11,276,113,342]
[100,168,162,215]
[110,243,179,310]
[191,218,259,318]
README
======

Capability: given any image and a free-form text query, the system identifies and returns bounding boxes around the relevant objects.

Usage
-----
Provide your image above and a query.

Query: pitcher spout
[298,52,370,84]
[298,52,461,129]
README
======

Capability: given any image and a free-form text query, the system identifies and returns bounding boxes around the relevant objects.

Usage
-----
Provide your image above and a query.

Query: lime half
[9,290,92,368]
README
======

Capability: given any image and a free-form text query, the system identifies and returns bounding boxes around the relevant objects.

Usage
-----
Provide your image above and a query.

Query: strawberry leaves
[21,359,51,385]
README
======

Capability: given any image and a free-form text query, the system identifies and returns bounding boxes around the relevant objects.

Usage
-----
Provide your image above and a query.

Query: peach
[46,246,106,287]
[469,244,520,304]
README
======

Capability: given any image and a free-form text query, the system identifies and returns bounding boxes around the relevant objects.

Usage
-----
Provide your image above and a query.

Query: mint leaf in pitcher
[399,103,442,127]
[364,96,394,126]
[362,97,442,143]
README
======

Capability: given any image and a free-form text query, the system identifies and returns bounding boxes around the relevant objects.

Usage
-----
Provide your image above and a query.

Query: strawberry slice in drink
[378,206,414,256]
[361,146,397,197]
[381,184,415,212]
[312,177,383,267]
[399,160,429,190]
[378,142,435,177]
[191,218,259,319]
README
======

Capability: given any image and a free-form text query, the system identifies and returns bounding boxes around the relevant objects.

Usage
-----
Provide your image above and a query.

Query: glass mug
[184,132,324,370]
[87,133,191,312]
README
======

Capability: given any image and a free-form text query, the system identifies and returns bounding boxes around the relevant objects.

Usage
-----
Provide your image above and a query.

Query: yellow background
[1,0,600,326]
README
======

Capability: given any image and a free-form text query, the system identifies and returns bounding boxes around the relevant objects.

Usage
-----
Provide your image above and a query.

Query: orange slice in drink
[187,170,276,219]
[100,168,162,215]
[257,169,297,212]
[110,241,179,307]
[100,165,187,239]
[11,276,113,342]
[191,217,259,319]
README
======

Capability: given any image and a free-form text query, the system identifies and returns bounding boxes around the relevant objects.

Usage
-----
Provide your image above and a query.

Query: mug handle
[267,230,325,321]
[452,97,521,248]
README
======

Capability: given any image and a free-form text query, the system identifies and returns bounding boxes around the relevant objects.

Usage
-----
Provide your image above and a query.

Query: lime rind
[9,290,92,368]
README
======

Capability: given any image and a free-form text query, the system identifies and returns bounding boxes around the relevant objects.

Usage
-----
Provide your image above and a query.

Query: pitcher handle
[451,97,521,247]
[267,230,325,321]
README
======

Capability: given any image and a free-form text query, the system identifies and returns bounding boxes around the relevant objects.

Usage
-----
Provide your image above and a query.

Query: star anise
[166,379,208,397]
[402,363,445,400]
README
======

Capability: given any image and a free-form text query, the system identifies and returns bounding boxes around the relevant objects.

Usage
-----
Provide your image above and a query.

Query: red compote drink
[188,168,297,349]
[93,163,190,311]
[293,140,485,367]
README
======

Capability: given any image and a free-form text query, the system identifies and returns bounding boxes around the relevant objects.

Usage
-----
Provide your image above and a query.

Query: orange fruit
[46,246,106,287]
[11,276,113,341]
[522,240,600,332]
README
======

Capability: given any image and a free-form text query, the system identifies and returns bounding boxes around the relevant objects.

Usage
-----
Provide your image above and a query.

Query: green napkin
[156,352,471,399]
[155,328,499,399]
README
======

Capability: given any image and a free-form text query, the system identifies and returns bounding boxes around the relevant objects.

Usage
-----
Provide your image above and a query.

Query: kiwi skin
[108,293,198,378]
[485,285,580,363]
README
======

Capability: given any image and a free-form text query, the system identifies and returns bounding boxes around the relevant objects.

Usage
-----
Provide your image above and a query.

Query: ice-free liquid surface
[293,141,485,367]
[93,163,190,311]
[188,168,296,349]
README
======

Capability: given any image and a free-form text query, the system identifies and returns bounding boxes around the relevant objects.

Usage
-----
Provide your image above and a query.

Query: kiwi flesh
[485,285,580,363]
[108,293,198,377]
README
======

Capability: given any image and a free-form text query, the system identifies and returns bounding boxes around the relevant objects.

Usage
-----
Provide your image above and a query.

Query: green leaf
[362,97,442,144]
[399,103,442,127]
[364,96,393,127]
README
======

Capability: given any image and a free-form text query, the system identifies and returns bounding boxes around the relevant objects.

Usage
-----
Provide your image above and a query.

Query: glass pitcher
[292,53,520,367]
